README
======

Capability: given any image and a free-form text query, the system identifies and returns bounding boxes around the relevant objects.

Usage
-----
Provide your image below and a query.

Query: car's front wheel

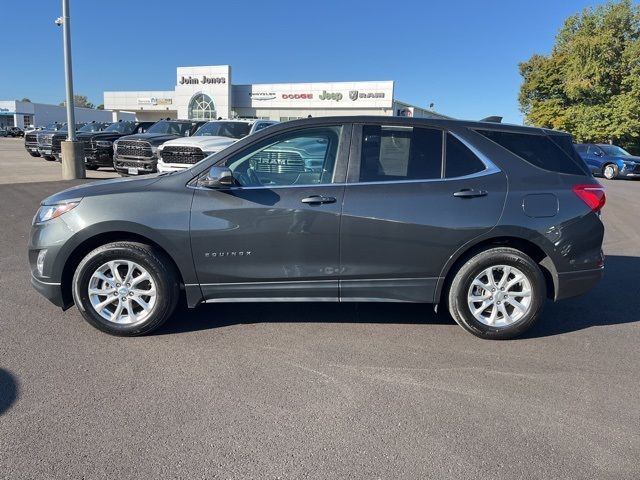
[72,241,180,336]
[447,247,546,340]
[603,163,619,179]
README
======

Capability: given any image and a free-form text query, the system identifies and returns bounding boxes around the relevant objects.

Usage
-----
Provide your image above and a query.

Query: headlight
[34,201,80,223]
[95,140,112,148]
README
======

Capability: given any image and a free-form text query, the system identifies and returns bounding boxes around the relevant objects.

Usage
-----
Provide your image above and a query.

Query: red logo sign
[282,93,313,100]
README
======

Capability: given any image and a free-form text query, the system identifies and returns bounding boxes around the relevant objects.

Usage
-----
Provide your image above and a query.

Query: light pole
[57,0,85,179]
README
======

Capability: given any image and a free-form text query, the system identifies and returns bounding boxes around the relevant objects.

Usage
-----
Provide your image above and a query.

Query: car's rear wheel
[72,241,180,336]
[86,165,99,170]
[603,163,619,179]
[447,247,546,340]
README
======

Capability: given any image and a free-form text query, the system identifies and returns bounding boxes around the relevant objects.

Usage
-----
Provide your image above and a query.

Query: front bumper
[31,274,67,308]
[157,161,188,173]
[85,147,115,166]
[113,154,157,175]
[38,147,53,156]
[620,164,640,177]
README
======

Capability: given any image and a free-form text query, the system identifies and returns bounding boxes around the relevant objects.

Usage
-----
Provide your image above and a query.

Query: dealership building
[0,100,131,129]
[104,65,447,122]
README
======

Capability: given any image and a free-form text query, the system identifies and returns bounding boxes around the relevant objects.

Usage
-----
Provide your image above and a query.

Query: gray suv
[29,117,605,339]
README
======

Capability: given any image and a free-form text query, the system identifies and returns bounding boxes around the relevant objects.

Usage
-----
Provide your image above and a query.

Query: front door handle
[453,189,488,198]
[301,195,337,205]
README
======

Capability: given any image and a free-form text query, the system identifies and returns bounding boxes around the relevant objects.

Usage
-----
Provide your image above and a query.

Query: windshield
[46,123,65,130]
[194,121,251,139]
[104,121,136,134]
[599,145,631,157]
[146,120,192,136]
[78,123,106,133]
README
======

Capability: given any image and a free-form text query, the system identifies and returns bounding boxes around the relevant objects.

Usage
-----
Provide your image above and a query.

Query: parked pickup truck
[157,119,278,172]
[113,120,205,176]
[51,122,109,161]
[25,123,64,158]
[78,121,154,170]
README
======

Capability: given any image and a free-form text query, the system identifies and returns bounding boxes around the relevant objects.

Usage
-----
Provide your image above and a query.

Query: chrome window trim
[188,169,502,191]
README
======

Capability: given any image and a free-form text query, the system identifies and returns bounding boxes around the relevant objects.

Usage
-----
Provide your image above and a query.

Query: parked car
[5,126,25,137]
[157,119,278,172]
[79,121,155,170]
[0,128,7,137]
[29,116,605,339]
[113,120,205,176]
[575,143,640,179]
[51,122,110,161]
[36,123,72,160]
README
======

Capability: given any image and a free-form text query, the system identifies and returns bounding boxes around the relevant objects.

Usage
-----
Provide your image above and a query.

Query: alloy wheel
[87,260,157,325]
[467,265,533,327]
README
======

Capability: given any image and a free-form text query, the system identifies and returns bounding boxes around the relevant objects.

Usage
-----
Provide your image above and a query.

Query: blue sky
[1,0,629,123]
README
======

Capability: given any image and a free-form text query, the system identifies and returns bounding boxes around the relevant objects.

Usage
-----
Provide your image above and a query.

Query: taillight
[572,184,606,212]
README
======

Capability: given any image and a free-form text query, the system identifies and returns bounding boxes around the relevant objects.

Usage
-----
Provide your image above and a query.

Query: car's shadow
[0,369,19,416]
[155,255,640,339]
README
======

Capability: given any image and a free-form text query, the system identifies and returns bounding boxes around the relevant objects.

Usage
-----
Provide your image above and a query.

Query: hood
[77,131,128,142]
[41,175,163,205]
[160,135,238,152]
[118,132,181,146]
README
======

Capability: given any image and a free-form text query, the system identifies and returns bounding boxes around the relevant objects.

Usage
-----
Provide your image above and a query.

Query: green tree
[96,104,104,110]
[59,95,95,109]
[20,97,31,102]
[519,0,640,144]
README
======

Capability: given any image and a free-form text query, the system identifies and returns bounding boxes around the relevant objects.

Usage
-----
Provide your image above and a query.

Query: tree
[96,104,104,110]
[20,97,31,102]
[59,95,95,109]
[519,0,640,144]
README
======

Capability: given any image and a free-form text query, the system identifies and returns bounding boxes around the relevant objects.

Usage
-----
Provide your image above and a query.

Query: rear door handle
[301,195,336,205]
[453,189,488,198]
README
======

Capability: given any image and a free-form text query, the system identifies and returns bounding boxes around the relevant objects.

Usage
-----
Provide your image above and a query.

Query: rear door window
[445,134,486,178]
[359,125,442,182]
[476,129,586,175]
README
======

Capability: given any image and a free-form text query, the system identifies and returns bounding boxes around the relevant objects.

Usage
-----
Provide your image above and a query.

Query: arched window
[188,93,216,120]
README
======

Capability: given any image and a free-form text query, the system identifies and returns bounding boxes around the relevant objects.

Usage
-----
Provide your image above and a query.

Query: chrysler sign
[250,92,277,101]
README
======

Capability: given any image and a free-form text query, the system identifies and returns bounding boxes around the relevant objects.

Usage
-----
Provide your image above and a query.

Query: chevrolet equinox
[29,116,605,339]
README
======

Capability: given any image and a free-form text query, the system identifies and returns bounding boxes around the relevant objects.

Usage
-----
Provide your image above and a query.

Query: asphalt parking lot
[0,138,638,479]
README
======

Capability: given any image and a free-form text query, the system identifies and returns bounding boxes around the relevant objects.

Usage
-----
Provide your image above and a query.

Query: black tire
[447,247,546,340]
[72,241,180,336]
[28,151,41,157]
[603,163,619,180]
[44,155,56,161]
[86,165,99,170]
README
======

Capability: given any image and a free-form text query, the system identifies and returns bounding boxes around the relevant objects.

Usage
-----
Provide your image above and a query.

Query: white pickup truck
[157,119,278,172]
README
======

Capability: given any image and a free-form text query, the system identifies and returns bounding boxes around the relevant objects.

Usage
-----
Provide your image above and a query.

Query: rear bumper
[31,274,68,308]
[555,267,604,300]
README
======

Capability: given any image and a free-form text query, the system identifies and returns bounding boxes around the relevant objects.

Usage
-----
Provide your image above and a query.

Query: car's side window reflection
[225,126,342,187]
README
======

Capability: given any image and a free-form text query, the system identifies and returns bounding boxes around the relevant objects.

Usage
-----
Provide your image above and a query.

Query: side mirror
[199,166,235,188]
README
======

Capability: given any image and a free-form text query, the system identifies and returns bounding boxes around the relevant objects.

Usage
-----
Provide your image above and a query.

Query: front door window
[226,126,342,187]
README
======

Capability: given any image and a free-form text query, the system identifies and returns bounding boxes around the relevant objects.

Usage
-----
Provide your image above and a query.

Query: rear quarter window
[475,129,587,175]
